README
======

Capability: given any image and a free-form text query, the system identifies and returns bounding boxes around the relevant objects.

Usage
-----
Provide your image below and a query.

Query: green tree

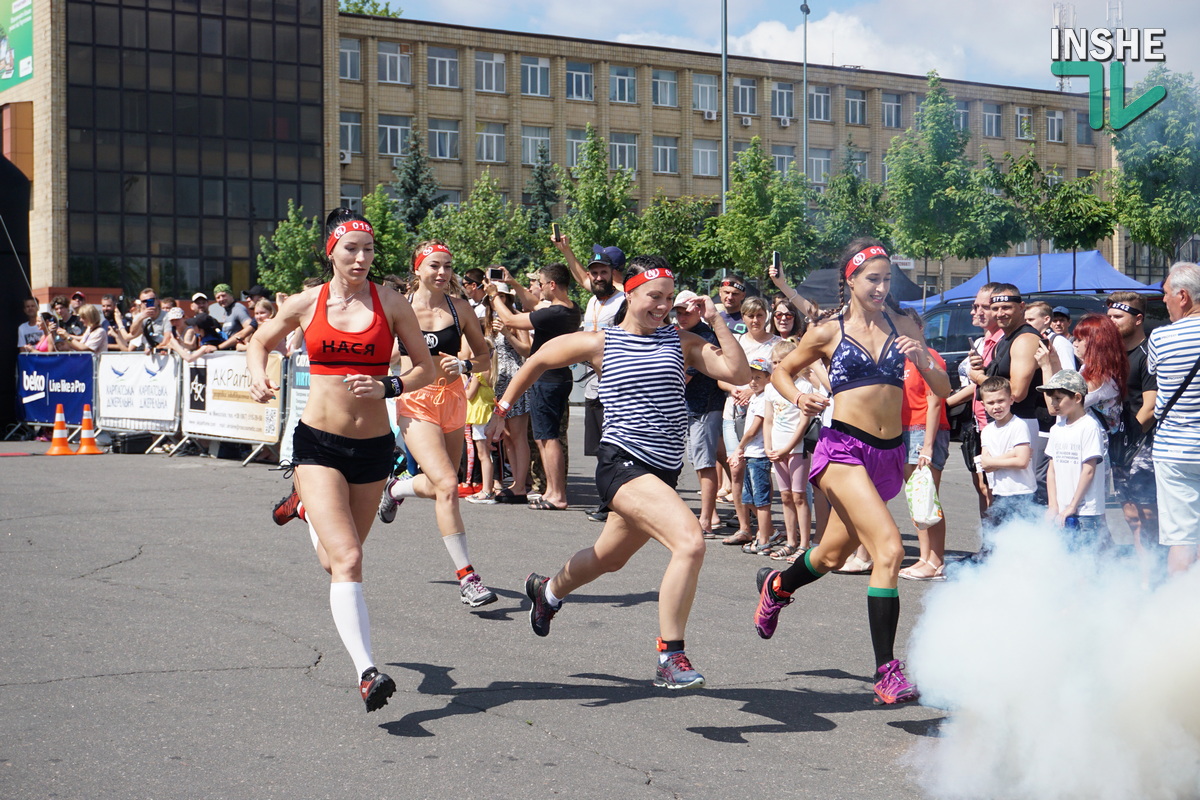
[630,191,717,281]
[885,71,977,294]
[812,143,893,269]
[984,148,1062,290]
[392,130,442,235]
[360,184,413,277]
[953,167,1024,288]
[339,0,402,16]
[1046,171,1119,290]
[524,141,560,233]
[256,200,322,294]
[556,125,637,255]
[419,170,540,273]
[1111,67,1200,270]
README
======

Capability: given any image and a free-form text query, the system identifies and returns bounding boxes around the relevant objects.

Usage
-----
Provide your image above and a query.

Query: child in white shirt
[730,358,775,554]
[1039,369,1109,548]
[979,376,1036,535]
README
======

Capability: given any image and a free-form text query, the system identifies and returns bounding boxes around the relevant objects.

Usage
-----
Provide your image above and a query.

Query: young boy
[1039,369,1109,547]
[978,376,1036,533]
[763,340,814,560]
[730,358,776,554]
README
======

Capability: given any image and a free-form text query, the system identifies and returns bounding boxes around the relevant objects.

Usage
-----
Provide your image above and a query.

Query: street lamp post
[801,3,810,182]
[720,0,729,213]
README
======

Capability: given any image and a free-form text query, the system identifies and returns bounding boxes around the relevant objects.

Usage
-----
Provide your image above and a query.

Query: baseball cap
[591,244,626,269]
[1051,306,1071,317]
[167,307,185,321]
[1036,369,1087,396]
[243,284,268,300]
[672,290,700,310]
[71,291,86,301]
[192,292,208,302]
[749,357,773,373]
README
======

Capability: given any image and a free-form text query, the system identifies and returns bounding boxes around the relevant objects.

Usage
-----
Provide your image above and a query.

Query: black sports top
[398,292,462,357]
[827,313,906,395]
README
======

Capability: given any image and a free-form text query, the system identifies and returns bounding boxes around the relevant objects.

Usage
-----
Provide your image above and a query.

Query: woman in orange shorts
[377,240,498,608]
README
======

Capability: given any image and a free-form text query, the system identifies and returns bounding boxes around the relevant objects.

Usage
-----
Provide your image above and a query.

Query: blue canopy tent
[902,250,1158,308]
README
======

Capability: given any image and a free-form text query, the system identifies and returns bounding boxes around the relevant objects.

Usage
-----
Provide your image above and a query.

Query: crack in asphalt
[73,545,145,579]
[0,663,317,688]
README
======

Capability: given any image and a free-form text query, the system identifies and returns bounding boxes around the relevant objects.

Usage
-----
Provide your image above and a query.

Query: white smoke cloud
[907,523,1200,799]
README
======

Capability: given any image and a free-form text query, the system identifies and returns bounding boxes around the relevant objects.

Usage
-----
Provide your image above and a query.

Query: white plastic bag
[904,465,944,530]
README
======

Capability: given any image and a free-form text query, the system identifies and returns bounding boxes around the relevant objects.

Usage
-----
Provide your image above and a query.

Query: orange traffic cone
[76,404,103,455]
[45,404,74,456]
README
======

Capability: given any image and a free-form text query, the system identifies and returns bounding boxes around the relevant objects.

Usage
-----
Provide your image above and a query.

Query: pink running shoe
[754,567,793,640]
[873,659,919,704]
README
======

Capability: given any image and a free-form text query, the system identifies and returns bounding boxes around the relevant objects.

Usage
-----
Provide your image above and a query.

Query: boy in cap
[1041,369,1108,547]
[1049,306,1072,339]
[729,358,777,554]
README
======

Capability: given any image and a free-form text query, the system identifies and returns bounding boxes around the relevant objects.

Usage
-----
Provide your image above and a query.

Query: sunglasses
[774,312,794,318]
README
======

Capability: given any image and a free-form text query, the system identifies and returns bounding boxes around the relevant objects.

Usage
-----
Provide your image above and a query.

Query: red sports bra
[306,282,393,376]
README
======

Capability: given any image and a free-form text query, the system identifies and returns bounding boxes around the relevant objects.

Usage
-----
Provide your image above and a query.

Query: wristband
[494,399,511,418]
[461,359,473,374]
[382,376,403,398]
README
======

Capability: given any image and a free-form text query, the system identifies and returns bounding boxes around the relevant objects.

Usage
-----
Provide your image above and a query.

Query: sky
[382,0,1197,92]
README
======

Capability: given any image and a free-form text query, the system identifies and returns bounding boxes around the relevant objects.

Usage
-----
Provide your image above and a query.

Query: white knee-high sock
[307,520,320,552]
[442,532,472,579]
[389,476,418,499]
[329,581,374,679]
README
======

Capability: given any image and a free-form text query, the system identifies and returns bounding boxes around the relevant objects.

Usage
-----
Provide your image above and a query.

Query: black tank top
[398,292,462,356]
[985,323,1042,420]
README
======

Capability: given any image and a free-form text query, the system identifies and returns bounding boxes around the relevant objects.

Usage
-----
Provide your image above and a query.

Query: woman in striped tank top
[486,255,751,689]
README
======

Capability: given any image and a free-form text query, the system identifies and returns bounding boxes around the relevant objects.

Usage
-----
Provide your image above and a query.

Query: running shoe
[459,573,498,607]
[377,476,404,524]
[653,651,706,690]
[753,567,793,640]
[272,486,302,526]
[873,659,920,705]
[359,667,396,713]
[524,572,560,637]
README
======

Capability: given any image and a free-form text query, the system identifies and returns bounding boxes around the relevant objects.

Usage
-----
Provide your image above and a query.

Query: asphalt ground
[0,421,1127,799]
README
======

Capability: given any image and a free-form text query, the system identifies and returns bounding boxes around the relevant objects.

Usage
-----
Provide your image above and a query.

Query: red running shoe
[359,668,396,713]
[272,486,302,526]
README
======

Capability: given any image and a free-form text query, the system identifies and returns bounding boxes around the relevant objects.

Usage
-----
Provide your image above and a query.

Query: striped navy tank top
[597,325,688,470]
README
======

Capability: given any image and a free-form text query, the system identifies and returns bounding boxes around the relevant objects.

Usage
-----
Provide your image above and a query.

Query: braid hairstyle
[820,237,891,322]
[321,207,373,281]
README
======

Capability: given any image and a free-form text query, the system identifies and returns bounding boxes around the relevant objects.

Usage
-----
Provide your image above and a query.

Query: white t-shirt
[763,377,814,443]
[1049,332,1075,371]
[980,415,1036,496]
[743,391,768,458]
[17,321,40,348]
[1046,412,1107,516]
[724,333,782,420]
[583,291,626,400]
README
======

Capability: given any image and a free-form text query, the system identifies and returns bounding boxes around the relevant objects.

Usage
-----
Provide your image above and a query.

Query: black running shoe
[272,486,301,526]
[524,572,560,637]
[359,667,396,713]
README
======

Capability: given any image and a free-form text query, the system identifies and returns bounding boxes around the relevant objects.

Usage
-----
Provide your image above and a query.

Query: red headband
[325,220,375,255]
[413,243,452,269]
[845,246,889,279]
[623,267,676,293]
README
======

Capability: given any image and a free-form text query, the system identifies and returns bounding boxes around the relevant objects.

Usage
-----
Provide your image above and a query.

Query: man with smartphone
[127,287,169,350]
[461,268,489,321]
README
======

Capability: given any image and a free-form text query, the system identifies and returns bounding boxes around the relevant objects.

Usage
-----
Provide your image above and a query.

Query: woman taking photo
[248,208,435,713]
[487,255,750,689]
[486,287,534,503]
[751,238,950,705]
[375,240,498,608]
[56,304,107,354]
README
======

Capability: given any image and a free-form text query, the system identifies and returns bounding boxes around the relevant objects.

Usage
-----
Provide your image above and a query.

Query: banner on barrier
[279,353,310,464]
[96,352,181,431]
[17,353,95,424]
[181,352,283,443]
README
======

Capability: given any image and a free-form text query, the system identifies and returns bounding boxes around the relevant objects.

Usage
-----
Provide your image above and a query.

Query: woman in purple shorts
[750,238,951,704]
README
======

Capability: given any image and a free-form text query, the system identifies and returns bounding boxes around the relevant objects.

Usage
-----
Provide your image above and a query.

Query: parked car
[918,293,1108,437]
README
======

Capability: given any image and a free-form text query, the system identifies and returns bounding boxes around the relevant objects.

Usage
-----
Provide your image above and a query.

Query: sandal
[782,548,807,564]
[769,544,800,560]
[833,554,874,574]
[742,540,774,555]
[898,559,927,579]
[495,488,529,504]
[701,530,723,540]
[716,492,734,505]
[721,530,753,546]
[465,492,497,505]
[901,563,946,582]
[528,499,567,511]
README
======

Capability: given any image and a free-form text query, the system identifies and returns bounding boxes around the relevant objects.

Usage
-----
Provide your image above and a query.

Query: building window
[339,39,360,81]
[378,114,411,156]
[733,141,751,156]
[955,100,970,131]
[1015,106,1033,139]
[733,77,757,115]
[694,139,719,177]
[1076,168,1094,180]
[652,70,677,107]
[609,132,637,171]
[653,136,678,174]
[771,82,794,119]
[521,125,550,164]
[845,89,866,125]
[882,92,902,128]
[378,42,411,84]
[772,144,795,174]
[809,147,832,185]
[440,189,461,208]
[850,150,868,179]
[1046,172,1063,188]
[808,86,831,122]
[476,52,506,94]
[1016,239,1030,255]
[566,128,586,168]
[428,46,459,88]
[429,118,460,159]
[476,122,506,162]
[1076,111,1093,145]
[693,73,718,112]
[340,184,363,213]
[984,103,1002,137]
[566,61,594,101]
[521,56,550,97]
[1046,109,1064,142]
[610,65,637,104]
[339,111,362,153]
[881,157,890,184]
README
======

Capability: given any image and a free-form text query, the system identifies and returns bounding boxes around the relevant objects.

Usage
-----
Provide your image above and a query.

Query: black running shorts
[292,420,395,484]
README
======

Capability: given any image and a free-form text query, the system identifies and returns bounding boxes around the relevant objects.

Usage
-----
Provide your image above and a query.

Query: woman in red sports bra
[247,208,435,713]
[375,239,498,610]
[750,237,951,707]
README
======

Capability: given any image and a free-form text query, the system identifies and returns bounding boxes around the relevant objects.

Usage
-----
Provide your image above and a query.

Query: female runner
[248,208,435,713]
[751,238,950,704]
[486,255,750,689]
[375,240,498,607]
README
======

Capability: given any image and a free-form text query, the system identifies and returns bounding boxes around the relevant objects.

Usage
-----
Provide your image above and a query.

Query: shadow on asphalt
[378,662,928,743]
